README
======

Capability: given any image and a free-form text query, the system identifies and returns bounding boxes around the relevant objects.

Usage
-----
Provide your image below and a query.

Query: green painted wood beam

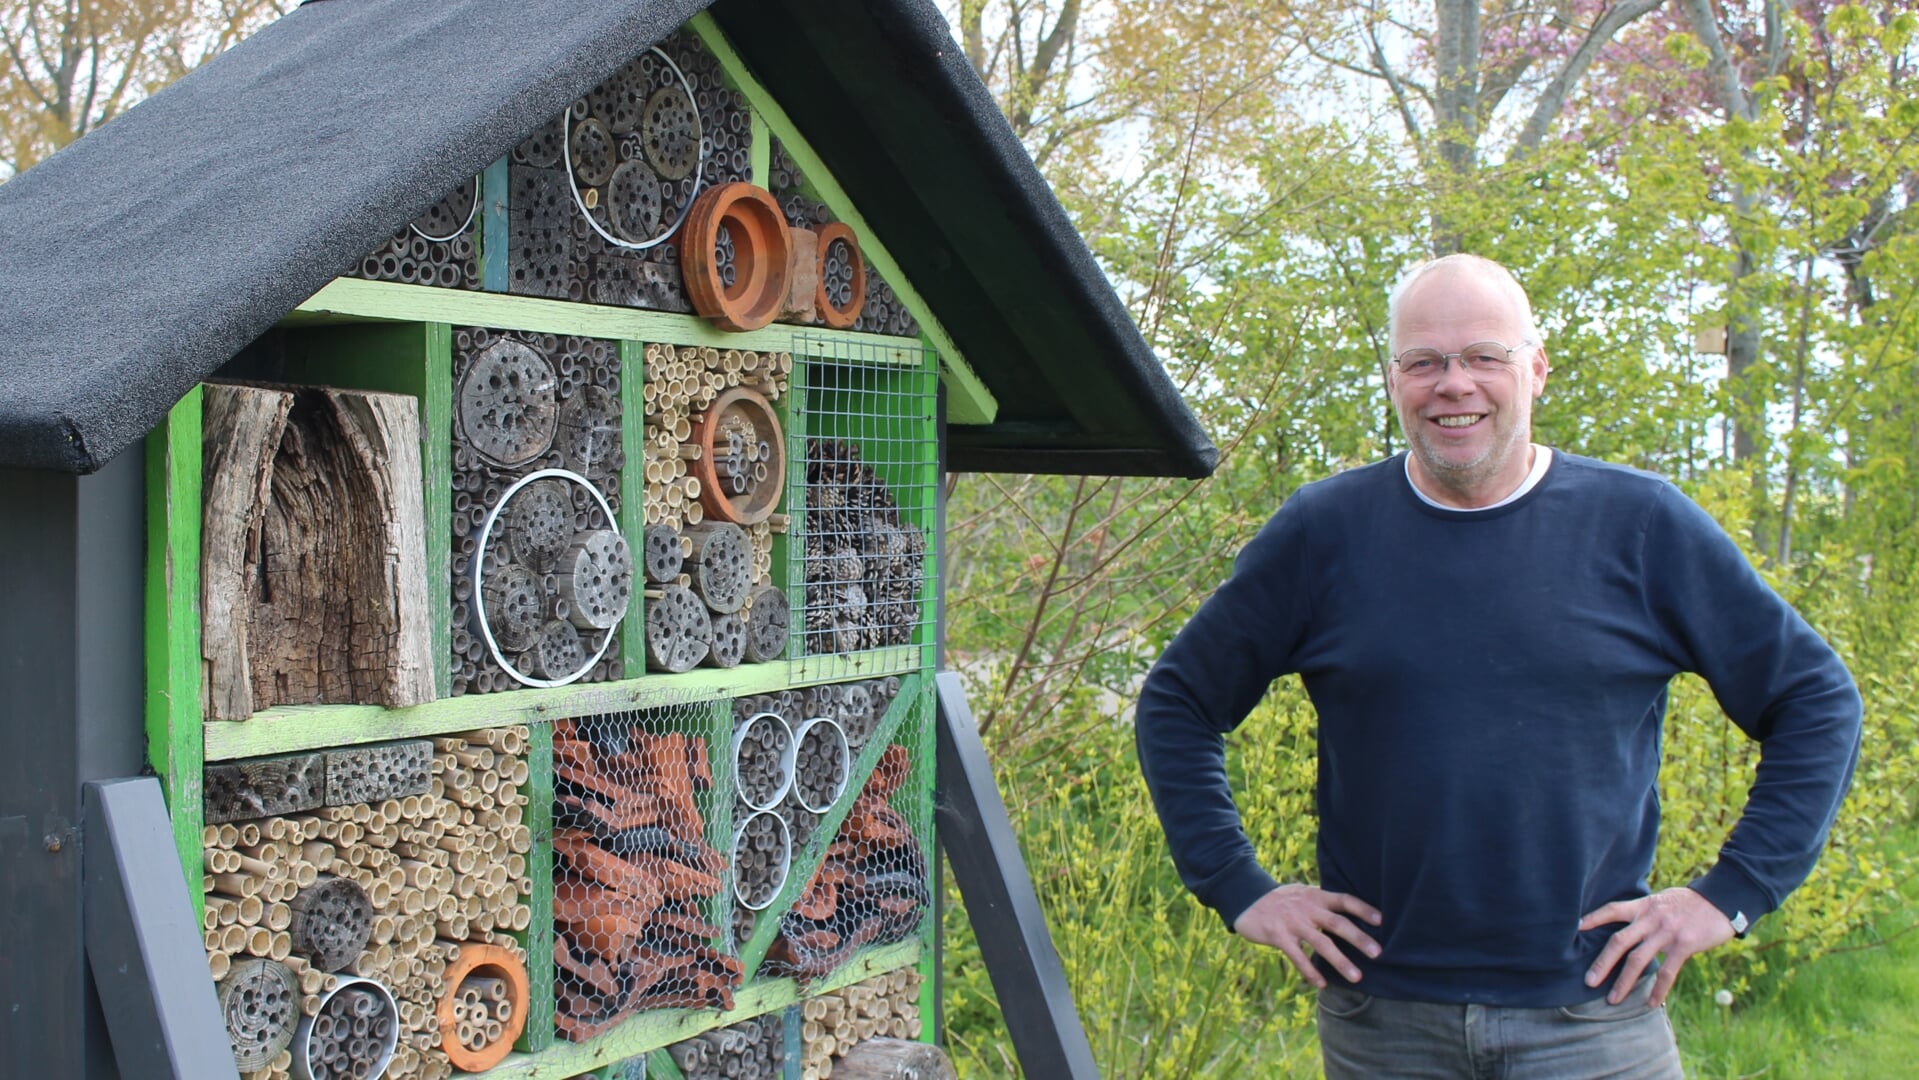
[203,646,923,761]
[750,112,770,190]
[736,672,926,978]
[289,279,924,366]
[620,339,647,678]
[687,12,998,426]
[519,721,557,1054]
[479,939,920,1079]
[143,388,205,916]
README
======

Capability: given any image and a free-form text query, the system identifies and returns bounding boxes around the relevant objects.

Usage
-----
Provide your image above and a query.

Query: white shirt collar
[1404,445,1553,511]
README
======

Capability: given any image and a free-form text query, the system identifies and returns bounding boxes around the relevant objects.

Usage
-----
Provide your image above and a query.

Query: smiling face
[1387,261,1550,508]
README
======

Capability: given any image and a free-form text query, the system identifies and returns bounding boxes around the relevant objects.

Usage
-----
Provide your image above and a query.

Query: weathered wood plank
[200,385,435,719]
[199,383,293,721]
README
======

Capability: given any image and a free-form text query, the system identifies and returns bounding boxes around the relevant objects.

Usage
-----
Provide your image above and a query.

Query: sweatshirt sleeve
[1136,491,1316,928]
[1640,483,1863,929]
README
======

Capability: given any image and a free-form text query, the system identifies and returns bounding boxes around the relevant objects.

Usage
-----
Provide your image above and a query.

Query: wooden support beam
[934,673,1097,1080]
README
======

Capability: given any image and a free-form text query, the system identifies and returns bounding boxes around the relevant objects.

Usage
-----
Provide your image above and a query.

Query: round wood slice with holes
[645,583,712,672]
[643,524,685,584]
[219,958,299,1071]
[456,339,559,468]
[703,609,747,668]
[690,387,784,525]
[743,584,789,662]
[556,529,633,630]
[684,521,752,614]
[287,875,374,974]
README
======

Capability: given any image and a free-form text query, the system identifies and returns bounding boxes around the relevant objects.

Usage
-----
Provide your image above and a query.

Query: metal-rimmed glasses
[1392,340,1536,384]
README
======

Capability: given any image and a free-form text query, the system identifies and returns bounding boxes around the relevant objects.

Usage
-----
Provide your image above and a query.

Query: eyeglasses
[1392,340,1536,384]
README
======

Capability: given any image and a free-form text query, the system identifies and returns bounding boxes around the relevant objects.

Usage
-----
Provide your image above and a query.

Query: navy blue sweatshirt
[1136,452,1861,1006]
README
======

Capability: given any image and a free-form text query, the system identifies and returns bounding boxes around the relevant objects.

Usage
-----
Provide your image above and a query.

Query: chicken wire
[552,704,741,1042]
[794,341,936,660]
[723,679,931,982]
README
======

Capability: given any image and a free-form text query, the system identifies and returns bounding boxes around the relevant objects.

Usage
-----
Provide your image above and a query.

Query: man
[1135,254,1861,1077]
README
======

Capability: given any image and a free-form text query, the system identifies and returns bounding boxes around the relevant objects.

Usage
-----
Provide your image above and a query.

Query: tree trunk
[201,383,435,719]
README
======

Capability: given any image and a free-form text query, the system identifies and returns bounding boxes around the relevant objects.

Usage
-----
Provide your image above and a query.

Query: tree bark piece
[201,384,435,719]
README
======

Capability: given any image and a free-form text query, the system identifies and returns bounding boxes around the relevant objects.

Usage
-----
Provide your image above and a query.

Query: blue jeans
[1316,973,1684,1079]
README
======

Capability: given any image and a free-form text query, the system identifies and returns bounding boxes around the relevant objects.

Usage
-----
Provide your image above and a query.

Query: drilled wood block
[324,741,433,807]
[205,754,326,824]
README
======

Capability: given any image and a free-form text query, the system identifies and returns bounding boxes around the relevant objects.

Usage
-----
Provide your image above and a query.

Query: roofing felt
[0,0,1217,479]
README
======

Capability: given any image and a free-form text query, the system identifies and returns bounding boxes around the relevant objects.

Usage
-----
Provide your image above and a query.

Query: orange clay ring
[436,943,530,1072]
[813,222,866,329]
[679,182,792,332]
[691,386,786,526]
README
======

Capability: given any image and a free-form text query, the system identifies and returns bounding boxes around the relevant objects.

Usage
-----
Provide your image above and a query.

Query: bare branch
[1515,0,1667,154]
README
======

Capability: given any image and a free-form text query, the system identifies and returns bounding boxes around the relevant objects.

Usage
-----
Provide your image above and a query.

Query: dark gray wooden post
[0,452,149,1079]
[935,672,1100,1079]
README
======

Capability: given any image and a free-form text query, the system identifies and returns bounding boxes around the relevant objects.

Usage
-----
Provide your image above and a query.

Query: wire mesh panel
[552,705,741,1042]
[667,1013,784,1080]
[451,327,630,694]
[346,175,482,290]
[761,686,933,982]
[794,341,937,660]
[641,344,794,672]
[506,29,750,308]
[199,729,534,1080]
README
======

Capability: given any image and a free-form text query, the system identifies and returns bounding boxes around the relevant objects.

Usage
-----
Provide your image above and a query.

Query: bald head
[1387,254,1542,355]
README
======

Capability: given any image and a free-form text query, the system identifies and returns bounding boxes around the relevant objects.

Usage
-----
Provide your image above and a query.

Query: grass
[1669,847,1919,1079]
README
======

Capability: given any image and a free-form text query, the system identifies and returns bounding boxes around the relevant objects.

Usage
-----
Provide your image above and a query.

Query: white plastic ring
[473,468,622,689]
[563,46,704,251]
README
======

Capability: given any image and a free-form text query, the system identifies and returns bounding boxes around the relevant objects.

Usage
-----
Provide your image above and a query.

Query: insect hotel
[0,3,1215,1079]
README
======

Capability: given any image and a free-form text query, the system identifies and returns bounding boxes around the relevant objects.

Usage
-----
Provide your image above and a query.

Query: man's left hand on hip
[1579,887,1737,1007]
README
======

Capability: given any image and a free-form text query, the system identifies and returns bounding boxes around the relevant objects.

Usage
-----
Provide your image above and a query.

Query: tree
[0,0,287,178]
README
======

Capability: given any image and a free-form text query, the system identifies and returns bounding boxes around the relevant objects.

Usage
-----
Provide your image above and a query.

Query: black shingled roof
[0,0,1216,478]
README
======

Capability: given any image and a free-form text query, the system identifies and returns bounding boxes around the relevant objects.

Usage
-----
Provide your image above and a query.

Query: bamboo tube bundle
[348,178,482,291]
[668,1012,785,1080]
[798,968,926,1078]
[642,344,788,543]
[551,712,740,1042]
[764,745,929,982]
[199,725,533,1079]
